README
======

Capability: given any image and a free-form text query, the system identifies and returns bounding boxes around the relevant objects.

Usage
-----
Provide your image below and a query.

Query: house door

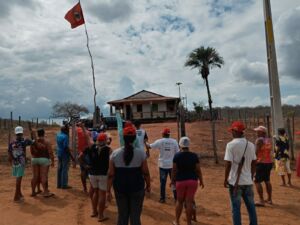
[126,105,132,120]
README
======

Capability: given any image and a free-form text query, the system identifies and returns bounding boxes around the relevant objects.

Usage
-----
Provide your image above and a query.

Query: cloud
[277,7,300,80]
[36,96,51,104]
[232,60,268,84]
[0,0,38,18]
[0,0,299,119]
[86,0,133,23]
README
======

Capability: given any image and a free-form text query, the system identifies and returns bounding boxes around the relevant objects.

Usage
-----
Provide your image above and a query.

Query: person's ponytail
[124,136,135,166]
[123,126,137,166]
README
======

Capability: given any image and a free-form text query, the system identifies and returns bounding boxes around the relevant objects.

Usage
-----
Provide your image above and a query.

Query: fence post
[36,118,39,128]
[286,118,294,160]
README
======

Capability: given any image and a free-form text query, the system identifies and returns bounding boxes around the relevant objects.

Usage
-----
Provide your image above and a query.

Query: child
[274,128,292,186]
[8,126,35,202]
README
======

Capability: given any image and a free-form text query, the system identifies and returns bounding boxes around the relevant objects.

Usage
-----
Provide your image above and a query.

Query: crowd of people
[7,120,300,225]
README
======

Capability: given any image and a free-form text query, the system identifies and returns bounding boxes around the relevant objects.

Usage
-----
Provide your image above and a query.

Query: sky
[0,0,299,119]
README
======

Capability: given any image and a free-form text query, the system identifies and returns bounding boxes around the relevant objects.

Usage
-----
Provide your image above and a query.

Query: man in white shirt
[134,120,148,153]
[224,121,258,225]
[147,128,179,203]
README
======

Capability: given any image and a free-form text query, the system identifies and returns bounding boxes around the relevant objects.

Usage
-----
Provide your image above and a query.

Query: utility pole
[263,0,284,136]
[176,82,184,140]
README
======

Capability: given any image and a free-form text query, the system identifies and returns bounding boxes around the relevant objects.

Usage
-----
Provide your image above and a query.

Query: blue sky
[0,0,299,119]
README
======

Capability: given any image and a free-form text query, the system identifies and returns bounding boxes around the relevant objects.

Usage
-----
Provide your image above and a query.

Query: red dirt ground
[0,120,299,225]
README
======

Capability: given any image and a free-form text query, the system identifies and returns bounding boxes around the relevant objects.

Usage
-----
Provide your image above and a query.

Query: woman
[171,137,204,225]
[79,129,111,222]
[107,125,151,225]
[30,128,54,197]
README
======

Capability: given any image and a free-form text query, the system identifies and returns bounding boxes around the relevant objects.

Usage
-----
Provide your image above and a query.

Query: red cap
[124,121,133,128]
[162,128,171,135]
[97,133,107,142]
[123,126,136,136]
[228,121,245,133]
[296,131,300,135]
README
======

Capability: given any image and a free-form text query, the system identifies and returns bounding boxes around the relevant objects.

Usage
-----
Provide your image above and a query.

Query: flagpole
[79,0,98,126]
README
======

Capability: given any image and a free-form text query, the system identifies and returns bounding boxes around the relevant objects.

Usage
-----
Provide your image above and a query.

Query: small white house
[107,90,180,121]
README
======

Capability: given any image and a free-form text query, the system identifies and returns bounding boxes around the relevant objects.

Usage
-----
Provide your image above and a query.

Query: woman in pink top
[253,126,273,206]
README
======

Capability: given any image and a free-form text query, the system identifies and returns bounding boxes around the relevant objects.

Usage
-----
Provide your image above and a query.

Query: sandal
[43,193,55,198]
[255,201,265,207]
[98,217,109,222]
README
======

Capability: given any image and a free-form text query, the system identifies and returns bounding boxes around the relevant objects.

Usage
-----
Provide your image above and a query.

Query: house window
[137,104,143,112]
[152,103,158,112]
[167,100,175,111]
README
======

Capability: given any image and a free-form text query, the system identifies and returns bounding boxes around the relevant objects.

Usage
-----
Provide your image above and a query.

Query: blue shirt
[173,151,199,181]
[56,132,69,158]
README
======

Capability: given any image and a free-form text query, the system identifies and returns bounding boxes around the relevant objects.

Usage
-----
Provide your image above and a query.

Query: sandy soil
[0,120,300,225]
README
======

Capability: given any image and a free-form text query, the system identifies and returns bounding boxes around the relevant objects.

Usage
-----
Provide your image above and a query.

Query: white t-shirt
[150,138,180,169]
[136,128,147,149]
[224,138,256,186]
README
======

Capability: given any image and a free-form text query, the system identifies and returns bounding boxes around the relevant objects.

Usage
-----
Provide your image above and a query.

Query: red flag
[64,2,85,29]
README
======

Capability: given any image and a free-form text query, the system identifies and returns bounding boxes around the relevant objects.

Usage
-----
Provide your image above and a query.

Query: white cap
[254,126,267,133]
[179,136,190,148]
[15,126,24,134]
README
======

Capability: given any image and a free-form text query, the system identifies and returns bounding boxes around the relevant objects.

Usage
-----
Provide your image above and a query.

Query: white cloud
[0,0,299,119]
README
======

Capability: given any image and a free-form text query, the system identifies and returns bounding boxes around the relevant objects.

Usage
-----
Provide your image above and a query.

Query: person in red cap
[146,127,179,203]
[107,126,151,225]
[79,124,112,222]
[253,126,273,206]
[224,121,258,225]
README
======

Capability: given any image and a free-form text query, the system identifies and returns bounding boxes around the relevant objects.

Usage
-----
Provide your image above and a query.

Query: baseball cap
[296,131,300,135]
[254,126,267,133]
[179,137,190,148]
[228,121,245,133]
[124,121,133,128]
[97,133,107,142]
[123,126,136,136]
[15,126,24,134]
[162,128,171,135]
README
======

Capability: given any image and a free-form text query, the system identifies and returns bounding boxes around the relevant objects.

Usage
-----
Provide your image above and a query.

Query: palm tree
[185,46,224,163]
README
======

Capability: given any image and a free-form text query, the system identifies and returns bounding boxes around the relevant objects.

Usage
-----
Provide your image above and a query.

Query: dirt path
[0,121,299,225]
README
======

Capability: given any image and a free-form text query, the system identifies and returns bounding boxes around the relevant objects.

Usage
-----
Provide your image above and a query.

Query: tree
[52,102,89,119]
[193,101,204,115]
[185,46,224,163]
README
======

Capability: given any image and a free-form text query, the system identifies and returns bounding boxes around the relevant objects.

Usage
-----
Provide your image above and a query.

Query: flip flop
[98,217,109,222]
[265,200,273,205]
[172,221,179,225]
[43,193,55,198]
[255,202,265,207]
[91,213,98,218]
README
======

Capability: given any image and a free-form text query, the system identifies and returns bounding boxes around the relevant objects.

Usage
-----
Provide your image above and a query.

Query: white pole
[263,0,284,136]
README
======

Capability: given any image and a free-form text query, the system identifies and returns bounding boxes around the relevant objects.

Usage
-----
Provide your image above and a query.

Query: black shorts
[255,163,273,183]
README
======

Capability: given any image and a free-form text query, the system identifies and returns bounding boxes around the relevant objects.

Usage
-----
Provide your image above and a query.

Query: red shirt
[77,127,90,154]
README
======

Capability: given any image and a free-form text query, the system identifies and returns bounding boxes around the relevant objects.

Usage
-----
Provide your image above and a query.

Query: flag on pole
[64,2,85,29]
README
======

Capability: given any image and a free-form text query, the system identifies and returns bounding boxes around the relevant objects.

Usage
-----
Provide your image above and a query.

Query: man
[253,126,273,206]
[56,125,75,189]
[134,120,148,152]
[8,126,35,202]
[147,128,179,203]
[224,121,257,225]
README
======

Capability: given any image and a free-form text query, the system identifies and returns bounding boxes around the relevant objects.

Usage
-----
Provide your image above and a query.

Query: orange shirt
[256,137,272,163]
[77,127,90,154]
